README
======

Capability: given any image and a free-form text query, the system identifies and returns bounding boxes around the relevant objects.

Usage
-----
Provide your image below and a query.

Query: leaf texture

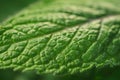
[0,0,120,75]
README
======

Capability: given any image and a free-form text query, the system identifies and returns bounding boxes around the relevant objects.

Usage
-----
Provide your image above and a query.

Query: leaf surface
[0,0,120,75]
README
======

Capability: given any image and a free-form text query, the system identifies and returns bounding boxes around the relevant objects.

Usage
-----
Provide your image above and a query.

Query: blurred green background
[0,66,120,80]
[0,0,38,22]
[0,0,120,80]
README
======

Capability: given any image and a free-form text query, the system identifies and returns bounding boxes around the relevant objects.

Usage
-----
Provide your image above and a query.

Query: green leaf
[0,0,120,75]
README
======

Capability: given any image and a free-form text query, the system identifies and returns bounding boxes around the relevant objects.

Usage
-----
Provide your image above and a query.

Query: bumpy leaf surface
[0,0,120,75]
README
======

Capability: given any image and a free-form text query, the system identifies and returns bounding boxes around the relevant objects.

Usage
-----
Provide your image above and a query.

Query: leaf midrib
[0,14,120,47]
